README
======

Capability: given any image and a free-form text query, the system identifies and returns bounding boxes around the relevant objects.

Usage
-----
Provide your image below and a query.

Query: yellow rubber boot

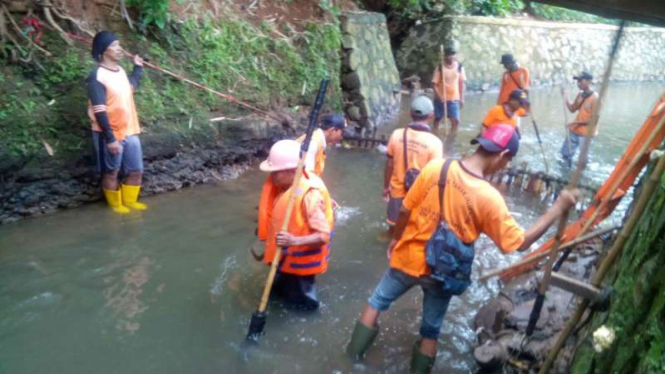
[121,184,148,211]
[103,189,130,214]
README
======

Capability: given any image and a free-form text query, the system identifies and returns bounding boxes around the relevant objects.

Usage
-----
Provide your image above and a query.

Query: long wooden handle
[440,45,447,119]
[562,90,573,155]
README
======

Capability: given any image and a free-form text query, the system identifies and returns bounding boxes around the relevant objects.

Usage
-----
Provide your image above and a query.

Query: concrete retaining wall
[396,16,665,91]
[340,12,401,130]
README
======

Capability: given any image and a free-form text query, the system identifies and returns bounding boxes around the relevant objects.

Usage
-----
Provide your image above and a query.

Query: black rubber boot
[346,320,378,360]
[410,341,435,374]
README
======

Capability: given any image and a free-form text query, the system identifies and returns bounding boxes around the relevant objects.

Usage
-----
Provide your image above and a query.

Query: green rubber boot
[346,321,378,360]
[410,341,435,374]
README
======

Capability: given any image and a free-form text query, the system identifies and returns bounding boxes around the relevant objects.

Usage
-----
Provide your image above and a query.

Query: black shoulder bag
[425,160,477,296]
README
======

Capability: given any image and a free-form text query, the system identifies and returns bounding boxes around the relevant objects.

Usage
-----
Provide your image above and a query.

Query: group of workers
[86,30,597,373]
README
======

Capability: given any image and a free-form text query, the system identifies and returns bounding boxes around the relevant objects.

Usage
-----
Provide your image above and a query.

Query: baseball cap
[500,53,516,65]
[444,46,456,55]
[320,114,347,130]
[509,89,530,105]
[573,71,593,81]
[410,96,434,117]
[471,124,520,157]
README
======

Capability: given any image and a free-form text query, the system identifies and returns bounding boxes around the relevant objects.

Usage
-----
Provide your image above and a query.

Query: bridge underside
[534,0,665,27]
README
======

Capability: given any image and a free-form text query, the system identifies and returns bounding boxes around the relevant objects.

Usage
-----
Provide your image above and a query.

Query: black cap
[444,46,456,56]
[573,71,593,81]
[508,89,530,105]
[320,114,347,130]
[92,31,118,62]
[500,53,516,65]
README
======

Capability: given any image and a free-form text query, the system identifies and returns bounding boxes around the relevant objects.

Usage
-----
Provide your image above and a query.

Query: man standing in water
[498,54,530,106]
[256,140,335,310]
[296,114,346,176]
[431,46,466,134]
[482,89,530,131]
[347,125,579,374]
[561,71,599,166]
[383,96,443,237]
[87,31,147,213]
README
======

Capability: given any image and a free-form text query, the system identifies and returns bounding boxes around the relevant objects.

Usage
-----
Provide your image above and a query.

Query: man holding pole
[431,46,465,134]
[347,125,579,374]
[87,31,147,213]
[256,140,335,310]
[561,71,599,166]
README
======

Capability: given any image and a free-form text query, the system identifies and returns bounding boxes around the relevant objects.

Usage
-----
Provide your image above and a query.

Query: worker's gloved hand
[555,188,581,213]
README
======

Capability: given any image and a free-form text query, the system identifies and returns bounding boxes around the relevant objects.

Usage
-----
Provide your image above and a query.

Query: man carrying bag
[347,125,579,374]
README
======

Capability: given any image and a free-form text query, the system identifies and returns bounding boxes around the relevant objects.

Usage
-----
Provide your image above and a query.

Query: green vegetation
[126,0,175,29]
[0,11,341,161]
[570,162,665,374]
[380,0,616,23]
[528,3,618,24]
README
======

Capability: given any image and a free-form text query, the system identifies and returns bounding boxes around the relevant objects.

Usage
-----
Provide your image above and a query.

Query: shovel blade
[246,310,267,342]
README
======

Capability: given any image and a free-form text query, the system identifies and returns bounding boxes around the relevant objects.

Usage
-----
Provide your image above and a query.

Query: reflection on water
[0,83,662,374]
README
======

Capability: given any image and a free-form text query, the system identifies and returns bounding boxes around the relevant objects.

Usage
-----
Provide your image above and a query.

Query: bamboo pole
[538,152,665,374]
[525,22,625,337]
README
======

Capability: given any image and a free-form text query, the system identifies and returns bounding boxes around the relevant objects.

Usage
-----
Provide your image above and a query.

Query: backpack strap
[457,62,463,73]
[438,159,454,222]
[507,70,523,90]
[402,127,409,172]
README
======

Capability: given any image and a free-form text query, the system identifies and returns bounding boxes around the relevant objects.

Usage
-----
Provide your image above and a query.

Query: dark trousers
[272,272,319,310]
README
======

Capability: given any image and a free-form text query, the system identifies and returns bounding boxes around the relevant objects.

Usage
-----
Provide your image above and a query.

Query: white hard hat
[260,140,300,172]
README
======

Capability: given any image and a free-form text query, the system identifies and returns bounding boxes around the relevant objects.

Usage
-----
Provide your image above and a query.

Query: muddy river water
[0,83,662,373]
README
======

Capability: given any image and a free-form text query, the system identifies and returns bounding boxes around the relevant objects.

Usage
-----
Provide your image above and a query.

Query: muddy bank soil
[0,122,291,225]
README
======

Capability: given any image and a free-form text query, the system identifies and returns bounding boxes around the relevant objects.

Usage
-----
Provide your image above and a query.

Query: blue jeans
[93,132,144,174]
[560,132,585,162]
[434,100,460,121]
[368,268,453,339]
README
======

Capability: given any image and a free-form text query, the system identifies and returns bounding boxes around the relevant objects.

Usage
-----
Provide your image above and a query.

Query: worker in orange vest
[498,54,530,127]
[87,31,147,213]
[347,125,579,373]
[383,96,443,237]
[256,140,335,310]
[481,89,530,131]
[561,71,599,167]
[431,46,466,134]
[296,114,347,176]
[498,54,530,105]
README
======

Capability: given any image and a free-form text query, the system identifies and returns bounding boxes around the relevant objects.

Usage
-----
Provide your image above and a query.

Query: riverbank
[0,119,291,224]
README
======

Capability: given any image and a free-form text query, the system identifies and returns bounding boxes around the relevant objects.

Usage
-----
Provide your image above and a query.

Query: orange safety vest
[296,129,326,176]
[257,172,335,276]
[570,92,599,136]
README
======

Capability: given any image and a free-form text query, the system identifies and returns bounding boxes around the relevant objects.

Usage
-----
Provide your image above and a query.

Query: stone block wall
[340,12,401,130]
[396,16,665,91]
